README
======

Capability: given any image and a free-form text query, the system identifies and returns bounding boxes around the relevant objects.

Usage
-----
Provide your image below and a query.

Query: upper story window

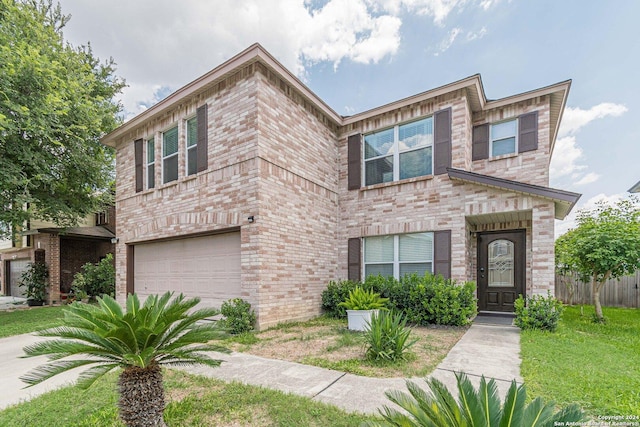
[364,117,433,186]
[146,138,155,189]
[364,232,434,279]
[162,126,179,184]
[490,119,517,157]
[186,117,198,176]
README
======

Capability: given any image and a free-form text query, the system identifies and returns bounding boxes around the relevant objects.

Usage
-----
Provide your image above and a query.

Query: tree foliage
[0,0,124,239]
[555,197,640,321]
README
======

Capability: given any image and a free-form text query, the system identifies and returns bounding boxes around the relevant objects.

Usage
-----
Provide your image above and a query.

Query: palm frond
[523,397,554,427]
[125,293,141,318]
[75,363,121,390]
[547,404,585,425]
[21,359,100,387]
[32,327,131,357]
[456,372,486,426]
[97,294,124,319]
[499,381,526,427]
[478,376,501,427]
[419,378,463,426]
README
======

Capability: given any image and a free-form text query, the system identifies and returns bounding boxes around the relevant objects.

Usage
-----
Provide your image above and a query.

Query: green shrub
[321,280,358,318]
[19,262,49,301]
[364,311,417,362]
[514,292,564,331]
[220,298,256,334]
[339,287,389,311]
[427,280,477,326]
[73,254,115,299]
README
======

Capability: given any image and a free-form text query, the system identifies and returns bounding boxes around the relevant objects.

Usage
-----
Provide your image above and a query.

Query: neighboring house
[629,180,640,193]
[0,206,116,303]
[101,44,580,329]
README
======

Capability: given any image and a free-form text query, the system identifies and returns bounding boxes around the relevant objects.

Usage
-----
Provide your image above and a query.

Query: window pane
[488,239,514,287]
[492,137,516,156]
[492,120,516,140]
[147,164,155,189]
[365,155,393,185]
[399,147,431,180]
[399,118,433,151]
[187,147,197,176]
[364,128,394,159]
[364,236,394,263]
[147,138,154,163]
[365,264,394,278]
[163,127,179,156]
[187,117,197,147]
[163,155,178,183]
[400,262,431,277]
[399,233,433,262]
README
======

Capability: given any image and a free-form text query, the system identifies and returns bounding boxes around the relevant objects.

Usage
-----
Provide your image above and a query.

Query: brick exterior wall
[110,52,566,327]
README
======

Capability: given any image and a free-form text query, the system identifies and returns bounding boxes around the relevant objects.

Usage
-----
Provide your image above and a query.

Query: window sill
[360,174,433,192]
[489,152,518,161]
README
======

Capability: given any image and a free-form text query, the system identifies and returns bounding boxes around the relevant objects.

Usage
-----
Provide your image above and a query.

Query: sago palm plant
[367,372,585,427]
[21,292,229,427]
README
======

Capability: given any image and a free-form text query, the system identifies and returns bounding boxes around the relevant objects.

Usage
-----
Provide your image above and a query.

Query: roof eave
[447,168,581,220]
[628,180,640,193]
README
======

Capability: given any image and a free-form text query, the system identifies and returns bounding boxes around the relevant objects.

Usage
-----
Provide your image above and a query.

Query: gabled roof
[447,168,581,220]
[101,43,571,153]
[629,180,640,193]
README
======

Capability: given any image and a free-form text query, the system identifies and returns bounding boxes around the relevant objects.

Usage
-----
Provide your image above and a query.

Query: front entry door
[477,230,525,312]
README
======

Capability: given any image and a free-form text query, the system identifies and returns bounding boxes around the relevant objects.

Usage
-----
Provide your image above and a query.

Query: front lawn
[0,369,376,426]
[520,305,640,417]
[0,306,65,338]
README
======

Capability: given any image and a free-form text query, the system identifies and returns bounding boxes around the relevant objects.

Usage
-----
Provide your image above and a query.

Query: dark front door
[477,230,525,312]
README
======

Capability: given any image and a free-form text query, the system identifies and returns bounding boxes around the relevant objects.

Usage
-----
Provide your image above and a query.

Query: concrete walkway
[0,320,522,414]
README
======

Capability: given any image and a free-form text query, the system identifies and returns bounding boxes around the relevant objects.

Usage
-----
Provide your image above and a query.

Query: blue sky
[58,0,640,235]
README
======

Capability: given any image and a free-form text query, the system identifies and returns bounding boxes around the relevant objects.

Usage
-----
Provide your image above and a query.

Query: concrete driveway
[0,334,82,410]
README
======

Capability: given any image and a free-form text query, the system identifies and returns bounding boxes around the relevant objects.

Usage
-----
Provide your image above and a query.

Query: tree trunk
[118,364,166,427]
[592,277,604,321]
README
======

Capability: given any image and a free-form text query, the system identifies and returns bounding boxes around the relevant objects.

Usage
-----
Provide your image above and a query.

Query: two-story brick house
[102,44,580,328]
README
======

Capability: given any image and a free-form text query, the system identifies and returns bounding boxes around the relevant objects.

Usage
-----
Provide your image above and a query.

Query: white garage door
[134,232,241,308]
[7,259,30,298]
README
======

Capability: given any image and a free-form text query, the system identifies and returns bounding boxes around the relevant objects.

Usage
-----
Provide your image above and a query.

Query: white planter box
[346,309,379,331]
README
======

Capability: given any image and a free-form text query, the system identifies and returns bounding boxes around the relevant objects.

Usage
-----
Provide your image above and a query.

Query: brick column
[46,234,61,305]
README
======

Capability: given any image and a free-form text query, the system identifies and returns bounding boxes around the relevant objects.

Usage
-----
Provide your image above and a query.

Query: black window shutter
[196,104,209,172]
[472,124,489,161]
[518,111,538,153]
[348,237,361,282]
[134,139,143,192]
[433,108,452,175]
[433,230,451,279]
[347,133,361,190]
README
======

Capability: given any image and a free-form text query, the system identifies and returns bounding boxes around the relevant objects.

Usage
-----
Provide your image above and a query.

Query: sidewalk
[180,321,522,414]
[0,320,522,414]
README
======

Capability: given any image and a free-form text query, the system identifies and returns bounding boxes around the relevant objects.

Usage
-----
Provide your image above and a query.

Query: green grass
[0,369,376,426]
[0,306,66,338]
[520,305,640,417]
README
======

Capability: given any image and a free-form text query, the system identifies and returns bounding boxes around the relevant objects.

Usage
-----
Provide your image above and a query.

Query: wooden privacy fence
[555,271,640,308]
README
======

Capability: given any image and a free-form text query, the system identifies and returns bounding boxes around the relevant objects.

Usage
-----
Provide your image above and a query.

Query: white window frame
[490,118,518,157]
[146,136,155,189]
[162,125,179,184]
[363,232,434,279]
[363,117,434,186]
[185,116,198,176]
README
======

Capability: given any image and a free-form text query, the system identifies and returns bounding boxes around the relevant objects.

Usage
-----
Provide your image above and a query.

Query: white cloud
[434,27,461,56]
[551,102,627,186]
[466,26,487,41]
[370,0,466,25]
[573,172,600,186]
[559,103,628,137]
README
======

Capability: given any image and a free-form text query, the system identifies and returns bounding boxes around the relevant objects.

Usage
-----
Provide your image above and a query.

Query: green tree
[555,197,640,321]
[21,292,228,427]
[0,0,124,239]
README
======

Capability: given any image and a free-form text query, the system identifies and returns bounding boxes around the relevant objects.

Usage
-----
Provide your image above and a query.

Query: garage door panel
[133,232,241,308]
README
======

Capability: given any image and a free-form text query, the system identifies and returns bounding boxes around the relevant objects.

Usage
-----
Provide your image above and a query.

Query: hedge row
[321,273,477,326]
